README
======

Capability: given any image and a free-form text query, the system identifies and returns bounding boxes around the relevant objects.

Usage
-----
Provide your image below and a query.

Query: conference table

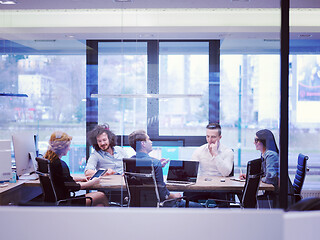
[87,175,274,192]
[0,175,274,205]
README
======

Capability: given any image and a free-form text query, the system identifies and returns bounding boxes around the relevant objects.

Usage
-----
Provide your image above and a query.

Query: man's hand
[103,169,116,176]
[208,142,218,157]
[160,158,169,168]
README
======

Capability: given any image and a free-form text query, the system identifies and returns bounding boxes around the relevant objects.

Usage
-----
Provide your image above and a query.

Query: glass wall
[2,39,318,188]
[159,41,209,136]
[289,53,320,185]
[220,49,320,187]
[94,38,320,190]
[220,54,280,167]
[2,2,320,203]
[0,41,87,173]
[98,41,148,135]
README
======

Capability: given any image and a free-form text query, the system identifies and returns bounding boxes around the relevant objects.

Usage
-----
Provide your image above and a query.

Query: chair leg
[266,195,272,209]
[185,198,189,208]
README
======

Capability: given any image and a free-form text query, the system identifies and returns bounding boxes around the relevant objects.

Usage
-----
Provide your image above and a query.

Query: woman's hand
[84,169,95,179]
[88,177,101,186]
[239,173,246,180]
[73,176,88,182]
[80,176,88,182]
[80,176,101,189]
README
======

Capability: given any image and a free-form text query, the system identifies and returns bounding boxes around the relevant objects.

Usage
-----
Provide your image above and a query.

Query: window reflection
[0,47,86,174]
[1,39,320,186]
[98,42,148,135]
[159,42,209,136]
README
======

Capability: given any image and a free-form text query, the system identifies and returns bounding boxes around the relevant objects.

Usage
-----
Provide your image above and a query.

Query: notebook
[166,160,199,186]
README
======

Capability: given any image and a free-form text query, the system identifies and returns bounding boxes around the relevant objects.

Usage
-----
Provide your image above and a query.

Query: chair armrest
[206,198,241,208]
[288,193,302,197]
[57,196,93,206]
[109,201,128,207]
[35,171,49,177]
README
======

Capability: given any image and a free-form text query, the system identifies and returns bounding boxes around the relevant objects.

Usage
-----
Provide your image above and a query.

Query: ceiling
[0,0,320,53]
[0,0,319,10]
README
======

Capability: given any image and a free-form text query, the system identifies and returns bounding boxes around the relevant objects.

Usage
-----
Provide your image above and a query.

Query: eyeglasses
[254,138,260,143]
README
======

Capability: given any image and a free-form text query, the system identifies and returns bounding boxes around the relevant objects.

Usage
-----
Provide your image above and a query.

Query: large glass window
[289,53,320,185]
[0,40,86,174]
[91,40,214,163]
[93,40,214,147]
[98,42,148,136]
[159,42,209,136]
[220,54,280,166]
[220,50,320,188]
[3,2,320,210]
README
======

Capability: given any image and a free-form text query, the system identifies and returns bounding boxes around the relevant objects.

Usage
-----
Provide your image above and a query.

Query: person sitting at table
[44,131,109,206]
[240,129,279,187]
[85,124,128,178]
[239,129,294,208]
[192,123,234,177]
[128,130,203,208]
[185,123,234,207]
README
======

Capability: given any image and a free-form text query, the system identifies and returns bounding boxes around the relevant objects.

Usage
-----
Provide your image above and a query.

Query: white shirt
[192,143,234,177]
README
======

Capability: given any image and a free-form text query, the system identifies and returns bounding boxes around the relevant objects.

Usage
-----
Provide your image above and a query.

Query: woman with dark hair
[44,131,109,206]
[240,129,279,187]
[85,124,128,178]
[254,129,279,187]
[240,129,296,208]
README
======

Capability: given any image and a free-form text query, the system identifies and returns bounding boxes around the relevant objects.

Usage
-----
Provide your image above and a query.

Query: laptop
[166,160,199,186]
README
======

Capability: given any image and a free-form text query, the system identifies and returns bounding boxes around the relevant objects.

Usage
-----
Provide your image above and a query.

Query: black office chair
[240,158,263,208]
[257,153,309,209]
[208,158,263,209]
[292,153,309,203]
[226,163,235,204]
[36,157,92,206]
[286,197,320,211]
[123,158,188,207]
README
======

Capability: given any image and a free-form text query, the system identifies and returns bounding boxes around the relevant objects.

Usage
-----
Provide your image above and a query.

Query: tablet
[90,169,107,180]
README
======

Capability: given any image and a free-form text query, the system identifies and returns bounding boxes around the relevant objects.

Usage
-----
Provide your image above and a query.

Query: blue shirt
[85,146,128,174]
[261,150,279,188]
[132,152,170,201]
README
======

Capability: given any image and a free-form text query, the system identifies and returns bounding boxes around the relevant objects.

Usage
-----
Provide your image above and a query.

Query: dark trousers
[184,192,232,208]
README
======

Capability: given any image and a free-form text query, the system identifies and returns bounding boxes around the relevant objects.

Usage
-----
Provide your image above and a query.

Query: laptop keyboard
[166,180,195,186]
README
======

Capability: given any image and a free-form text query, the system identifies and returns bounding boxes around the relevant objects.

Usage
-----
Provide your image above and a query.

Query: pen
[239,168,243,178]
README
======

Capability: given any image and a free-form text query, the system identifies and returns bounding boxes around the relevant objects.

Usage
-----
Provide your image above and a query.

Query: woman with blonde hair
[43,131,109,206]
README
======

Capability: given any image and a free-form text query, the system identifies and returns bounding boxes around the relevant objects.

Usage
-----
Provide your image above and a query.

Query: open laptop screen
[167,160,199,183]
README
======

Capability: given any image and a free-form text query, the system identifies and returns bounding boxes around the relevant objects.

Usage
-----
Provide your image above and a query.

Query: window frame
[85,39,220,153]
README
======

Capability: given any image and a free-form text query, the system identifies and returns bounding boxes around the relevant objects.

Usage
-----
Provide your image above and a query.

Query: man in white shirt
[192,123,234,177]
[186,123,234,207]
